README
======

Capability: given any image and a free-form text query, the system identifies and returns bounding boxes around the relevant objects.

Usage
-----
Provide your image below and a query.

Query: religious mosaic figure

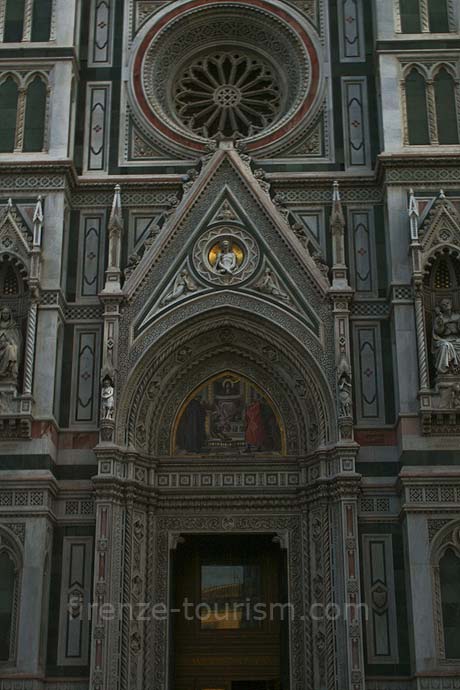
[432,298,460,374]
[214,240,238,274]
[0,307,21,383]
[175,375,282,454]
[161,269,198,306]
[101,376,115,420]
[176,395,208,453]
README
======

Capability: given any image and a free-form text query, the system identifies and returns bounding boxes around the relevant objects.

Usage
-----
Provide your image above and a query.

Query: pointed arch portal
[117,309,336,457]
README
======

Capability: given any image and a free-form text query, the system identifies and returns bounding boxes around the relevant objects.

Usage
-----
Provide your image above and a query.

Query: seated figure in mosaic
[432,298,460,374]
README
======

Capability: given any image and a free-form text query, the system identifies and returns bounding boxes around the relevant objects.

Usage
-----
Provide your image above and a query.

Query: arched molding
[0,524,23,668]
[0,71,21,87]
[0,524,23,569]
[430,519,460,665]
[429,62,458,81]
[401,63,430,80]
[129,289,326,367]
[116,310,336,456]
[431,519,460,564]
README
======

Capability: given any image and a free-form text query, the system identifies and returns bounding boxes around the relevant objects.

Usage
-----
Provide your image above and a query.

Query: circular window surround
[128,0,324,158]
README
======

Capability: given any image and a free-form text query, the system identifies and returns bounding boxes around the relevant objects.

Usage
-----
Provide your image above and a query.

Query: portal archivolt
[117,311,336,456]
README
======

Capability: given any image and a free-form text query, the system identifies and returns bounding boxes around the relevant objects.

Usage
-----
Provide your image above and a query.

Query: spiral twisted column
[414,289,430,391]
[23,300,38,396]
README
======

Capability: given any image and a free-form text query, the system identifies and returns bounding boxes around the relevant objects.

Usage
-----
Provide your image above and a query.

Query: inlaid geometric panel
[84,83,111,173]
[342,77,371,169]
[338,0,365,62]
[128,211,163,254]
[77,213,105,299]
[71,328,101,426]
[348,208,377,295]
[88,0,115,66]
[361,535,399,664]
[291,208,326,252]
[57,537,94,666]
[353,323,385,425]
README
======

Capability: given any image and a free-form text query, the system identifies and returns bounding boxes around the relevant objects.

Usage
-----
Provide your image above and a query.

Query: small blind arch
[23,76,48,152]
[439,548,460,659]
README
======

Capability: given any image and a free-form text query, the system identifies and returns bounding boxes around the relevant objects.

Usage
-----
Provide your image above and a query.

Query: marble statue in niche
[175,373,282,454]
[101,376,115,420]
[0,306,21,384]
[432,298,460,374]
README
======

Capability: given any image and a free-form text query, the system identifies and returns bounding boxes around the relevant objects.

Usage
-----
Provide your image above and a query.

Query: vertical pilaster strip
[43,84,51,152]
[426,80,439,144]
[90,493,125,690]
[394,0,402,33]
[23,300,38,395]
[419,0,430,32]
[401,78,409,146]
[342,500,365,690]
[14,87,26,152]
[414,288,429,390]
[23,0,34,41]
[0,0,6,41]
[49,0,57,40]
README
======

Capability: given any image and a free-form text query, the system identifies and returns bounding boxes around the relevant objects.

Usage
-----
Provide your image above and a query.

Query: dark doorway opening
[170,534,289,690]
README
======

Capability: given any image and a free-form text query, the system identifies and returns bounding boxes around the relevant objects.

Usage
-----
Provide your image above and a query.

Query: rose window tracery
[174,52,282,138]
[129,0,323,156]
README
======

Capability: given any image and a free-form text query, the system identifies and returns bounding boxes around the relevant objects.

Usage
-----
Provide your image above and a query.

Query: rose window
[174,52,282,138]
[130,0,323,156]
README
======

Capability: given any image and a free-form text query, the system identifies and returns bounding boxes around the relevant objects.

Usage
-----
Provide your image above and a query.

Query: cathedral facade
[0,1,460,689]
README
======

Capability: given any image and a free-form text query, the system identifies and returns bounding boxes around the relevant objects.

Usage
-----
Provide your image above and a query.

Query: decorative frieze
[0,489,45,508]
[405,484,460,507]
[156,470,300,490]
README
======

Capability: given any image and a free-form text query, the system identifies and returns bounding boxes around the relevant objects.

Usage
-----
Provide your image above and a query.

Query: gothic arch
[116,309,336,456]
[0,525,23,666]
[431,520,460,663]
